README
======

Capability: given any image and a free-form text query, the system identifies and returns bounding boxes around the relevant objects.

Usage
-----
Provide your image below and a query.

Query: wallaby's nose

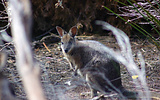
[65,49,68,53]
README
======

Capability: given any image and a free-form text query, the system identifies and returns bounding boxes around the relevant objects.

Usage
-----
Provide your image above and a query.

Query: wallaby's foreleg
[84,81,98,98]
[68,62,78,76]
[90,88,98,98]
[68,61,75,71]
[87,83,98,98]
[74,65,79,76]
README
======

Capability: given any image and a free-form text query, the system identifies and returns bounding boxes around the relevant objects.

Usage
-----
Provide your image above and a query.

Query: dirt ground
[1,35,160,100]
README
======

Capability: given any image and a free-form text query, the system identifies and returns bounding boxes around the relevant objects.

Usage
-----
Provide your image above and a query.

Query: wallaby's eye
[61,42,64,45]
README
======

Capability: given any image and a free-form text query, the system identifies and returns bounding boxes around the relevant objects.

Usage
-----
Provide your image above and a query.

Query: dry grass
[1,33,159,100]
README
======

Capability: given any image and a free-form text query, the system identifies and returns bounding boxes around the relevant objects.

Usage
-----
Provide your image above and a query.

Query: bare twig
[0,0,11,32]
[9,0,46,100]
[43,42,51,52]
[55,0,64,8]
[117,0,160,25]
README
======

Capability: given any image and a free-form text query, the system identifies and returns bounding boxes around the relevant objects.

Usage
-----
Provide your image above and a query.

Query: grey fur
[56,26,137,99]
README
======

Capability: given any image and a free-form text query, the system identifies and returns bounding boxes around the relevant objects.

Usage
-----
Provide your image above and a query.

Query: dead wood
[9,0,46,100]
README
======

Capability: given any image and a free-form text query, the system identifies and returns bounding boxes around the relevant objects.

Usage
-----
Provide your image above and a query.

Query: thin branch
[118,0,160,25]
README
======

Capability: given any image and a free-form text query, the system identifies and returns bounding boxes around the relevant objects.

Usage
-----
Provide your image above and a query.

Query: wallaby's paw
[71,71,78,76]
[91,94,105,100]
[74,71,78,76]
[80,91,90,97]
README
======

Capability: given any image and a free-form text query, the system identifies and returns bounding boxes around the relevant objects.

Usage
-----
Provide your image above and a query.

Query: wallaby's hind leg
[68,62,78,76]
[85,71,117,98]
[86,73,99,98]
[118,86,138,99]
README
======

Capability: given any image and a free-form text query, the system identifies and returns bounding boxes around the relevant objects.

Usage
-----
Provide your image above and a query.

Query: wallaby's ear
[56,26,65,37]
[69,26,77,37]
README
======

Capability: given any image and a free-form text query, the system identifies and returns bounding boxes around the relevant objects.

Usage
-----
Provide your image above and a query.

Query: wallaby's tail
[119,86,138,99]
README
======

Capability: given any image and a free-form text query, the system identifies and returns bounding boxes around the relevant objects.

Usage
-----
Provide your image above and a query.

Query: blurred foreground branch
[9,0,46,100]
[96,20,150,100]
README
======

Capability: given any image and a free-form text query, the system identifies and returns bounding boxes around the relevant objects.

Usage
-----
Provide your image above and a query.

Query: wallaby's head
[56,26,77,53]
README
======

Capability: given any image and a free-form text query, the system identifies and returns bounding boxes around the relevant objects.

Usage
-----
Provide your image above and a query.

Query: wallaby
[56,26,138,99]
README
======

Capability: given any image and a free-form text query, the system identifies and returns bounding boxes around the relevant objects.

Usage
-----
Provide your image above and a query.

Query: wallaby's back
[68,40,122,89]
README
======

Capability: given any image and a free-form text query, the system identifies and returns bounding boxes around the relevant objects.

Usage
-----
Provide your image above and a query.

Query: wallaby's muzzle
[64,49,69,53]
[62,42,73,53]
